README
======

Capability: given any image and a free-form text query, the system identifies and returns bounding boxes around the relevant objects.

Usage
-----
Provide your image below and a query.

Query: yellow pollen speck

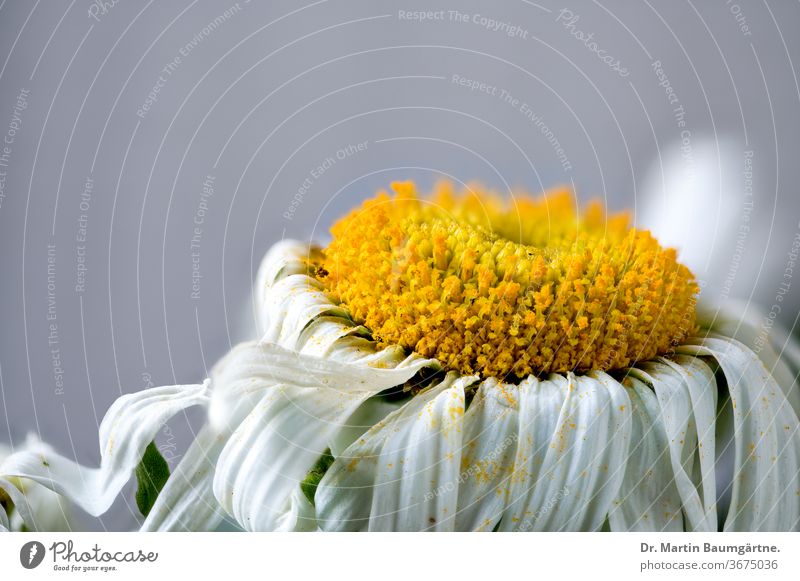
[318,181,698,378]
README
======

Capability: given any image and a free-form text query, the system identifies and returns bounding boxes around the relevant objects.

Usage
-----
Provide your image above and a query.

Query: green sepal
[300,450,335,505]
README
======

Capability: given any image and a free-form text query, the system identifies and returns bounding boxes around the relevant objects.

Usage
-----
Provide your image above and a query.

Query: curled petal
[0,382,209,522]
[677,336,800,531]
[606,377,684,531]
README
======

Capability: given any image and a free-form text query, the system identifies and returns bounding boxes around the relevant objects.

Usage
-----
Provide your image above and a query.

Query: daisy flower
[2,181,799,532]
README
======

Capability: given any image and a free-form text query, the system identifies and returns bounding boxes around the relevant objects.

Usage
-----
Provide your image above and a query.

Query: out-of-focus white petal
[677,336,800,531]
[455,378,520,531]
[140,425,226,532]
[0,476,40,531]
[0,382,209,520]
[502,373,631,531]
[316,374,476,531]
[607,377,684,531]
[637,138,748,300]
[1,435,75,532]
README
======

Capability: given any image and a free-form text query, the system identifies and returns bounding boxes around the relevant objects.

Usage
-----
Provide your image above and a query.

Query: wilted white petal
[296,318,365,358]
[208,340,433,433]
[700,301,800,417]
[0,491,8,531]
[607,377,684,531]
[316,374,476,531]
[256,239,314,288]
[0,435,75,532]
[659,356,719,524]
[502,374,631,531]
[212,385,373,531]
[0,477,42,531]
[368,375,475,531]
[254,240,320,330]
[260,275,350,348]
[329,397,405,458]
[677,337,800,531]
[455,378,520,531]
[500,375,564,531]
[141,425,226,532]
[0,382,209,520]
[629,362,715,531]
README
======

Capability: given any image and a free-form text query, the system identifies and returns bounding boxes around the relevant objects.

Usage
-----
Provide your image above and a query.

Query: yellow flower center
[318,181,698,379]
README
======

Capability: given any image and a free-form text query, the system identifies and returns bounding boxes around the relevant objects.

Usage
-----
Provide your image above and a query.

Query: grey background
[0,0,798,530]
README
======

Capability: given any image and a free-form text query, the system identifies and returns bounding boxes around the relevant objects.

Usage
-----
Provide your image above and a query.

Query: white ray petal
[260,275,350,348]
[504,373,631,531]
[699,301,800,417]
[499,375,565,531]
[367,376,475,531]
[208,340,434,433]
[254,240,321,332]
[658,355,718,525]
[210,337,434,530]
[629,362,715,531]
[212,384,370,531]
[455,378,520,531]
[677,337,800,531]
[140,424,226,532]
[0,477,39,531]
[316,374,476,531]
[607,377,684,531]
[0,382,209,521]
[329,397,405,458]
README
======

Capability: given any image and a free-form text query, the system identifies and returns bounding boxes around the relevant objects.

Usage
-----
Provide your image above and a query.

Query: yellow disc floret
[318,181,698,379]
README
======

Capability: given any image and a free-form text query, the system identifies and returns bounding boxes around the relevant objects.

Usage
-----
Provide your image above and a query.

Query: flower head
[2,181,798,533]
[321,181,698,378]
